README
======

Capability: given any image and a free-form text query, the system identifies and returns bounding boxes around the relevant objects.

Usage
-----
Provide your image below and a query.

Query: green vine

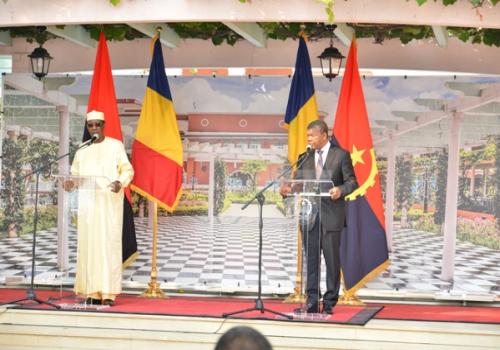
[169,23,242,46]
[415,0,499,7]
[3,0,500,47]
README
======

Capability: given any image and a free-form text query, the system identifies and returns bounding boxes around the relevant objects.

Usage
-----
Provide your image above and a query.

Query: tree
[240,160,269,193]
[1,136,26,237]
[214,157,227,215]
[395,154,413,228]
[24,138,59,205]
[434,149,448,226]
[412,154,436,213]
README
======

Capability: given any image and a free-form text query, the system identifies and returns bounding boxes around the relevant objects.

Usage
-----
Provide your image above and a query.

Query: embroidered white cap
[86,110,105,121]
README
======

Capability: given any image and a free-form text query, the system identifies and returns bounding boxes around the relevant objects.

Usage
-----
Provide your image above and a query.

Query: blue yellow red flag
[131,36,183,212]
[333,39,389,293]
[284,37,318,165]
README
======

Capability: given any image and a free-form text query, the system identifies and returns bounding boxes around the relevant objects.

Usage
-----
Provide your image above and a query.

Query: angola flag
[131,36,183,211]
[284,36,318,165]
[333,39,389,294]
[84,31,138,267]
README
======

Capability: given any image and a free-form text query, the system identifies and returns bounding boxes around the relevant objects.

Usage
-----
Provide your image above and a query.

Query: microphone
[81,133,99,148]
[296,144,313,169]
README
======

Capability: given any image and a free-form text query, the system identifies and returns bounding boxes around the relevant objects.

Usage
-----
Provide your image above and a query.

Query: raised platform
[0,289,499,350]
[1,307,499,350]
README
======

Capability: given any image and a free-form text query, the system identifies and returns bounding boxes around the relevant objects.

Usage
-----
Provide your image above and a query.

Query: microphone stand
[223,148,312,319]
[1,137,96,309]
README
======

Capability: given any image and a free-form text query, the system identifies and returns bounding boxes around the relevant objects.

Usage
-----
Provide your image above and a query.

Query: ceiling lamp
[28,44,53,80]
[318,38,344,81]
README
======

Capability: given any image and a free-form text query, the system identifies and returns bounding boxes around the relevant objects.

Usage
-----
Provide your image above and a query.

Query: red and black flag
[333,39,389,294]
[83,32,138,267]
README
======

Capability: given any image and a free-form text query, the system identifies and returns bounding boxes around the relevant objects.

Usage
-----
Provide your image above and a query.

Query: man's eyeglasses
[87,122,103,128]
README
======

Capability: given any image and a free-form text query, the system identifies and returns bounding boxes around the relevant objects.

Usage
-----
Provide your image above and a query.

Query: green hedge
[225,190,283,204]
[0,206,58,237]
[181,190,208,201]
[162,205,208,216]
[412,212,499,250]
[22,206,58,235]
[393,208,429,222]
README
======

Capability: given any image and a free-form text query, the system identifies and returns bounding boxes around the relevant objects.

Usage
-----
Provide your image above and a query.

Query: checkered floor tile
[0,213,498,297]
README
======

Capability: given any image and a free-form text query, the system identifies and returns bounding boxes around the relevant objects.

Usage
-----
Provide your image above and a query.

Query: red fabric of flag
[333,39,389,293]
[84,31,138,267]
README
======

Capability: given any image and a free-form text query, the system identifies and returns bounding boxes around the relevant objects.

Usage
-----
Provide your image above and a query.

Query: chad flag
[84,31,138,267]
[131,36,183,211]
[284,36,318,165]
[333,39,389,294]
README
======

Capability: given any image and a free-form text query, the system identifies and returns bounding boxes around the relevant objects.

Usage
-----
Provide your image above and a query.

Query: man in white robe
[70,110,134,306]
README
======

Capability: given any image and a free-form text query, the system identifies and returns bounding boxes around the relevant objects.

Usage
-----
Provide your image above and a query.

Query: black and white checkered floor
[1,213,499,299]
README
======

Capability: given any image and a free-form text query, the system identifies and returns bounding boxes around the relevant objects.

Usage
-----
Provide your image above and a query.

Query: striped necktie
[316,150,323,180]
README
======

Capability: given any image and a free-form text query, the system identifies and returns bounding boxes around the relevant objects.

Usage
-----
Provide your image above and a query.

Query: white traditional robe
[71,137,134,300]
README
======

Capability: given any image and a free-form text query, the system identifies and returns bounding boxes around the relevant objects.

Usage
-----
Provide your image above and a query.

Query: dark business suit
[295,141,358,311]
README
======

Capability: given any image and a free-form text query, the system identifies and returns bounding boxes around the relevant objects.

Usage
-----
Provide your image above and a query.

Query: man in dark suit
[281,120,358,314]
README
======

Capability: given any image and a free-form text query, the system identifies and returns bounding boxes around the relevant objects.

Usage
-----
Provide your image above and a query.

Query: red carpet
[2,289,498,325]
[0,288,378,325]
[373,303,500,324]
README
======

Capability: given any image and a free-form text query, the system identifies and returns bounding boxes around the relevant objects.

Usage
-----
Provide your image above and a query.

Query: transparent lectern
[282,179,334,316]
[56,174,113,219]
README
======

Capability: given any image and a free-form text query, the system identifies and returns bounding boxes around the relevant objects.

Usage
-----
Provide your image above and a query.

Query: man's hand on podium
[109,180,122,193]
[329,186,342,200]
[279,183,292,197]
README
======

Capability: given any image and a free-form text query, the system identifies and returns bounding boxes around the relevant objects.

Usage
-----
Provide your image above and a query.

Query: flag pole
[141,201,167,298]
[283,31,312,304]
[284,195,305,303]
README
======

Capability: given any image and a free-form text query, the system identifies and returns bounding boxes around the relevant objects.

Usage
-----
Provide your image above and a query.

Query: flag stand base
[338,289,364,306]
[140,279,167,299]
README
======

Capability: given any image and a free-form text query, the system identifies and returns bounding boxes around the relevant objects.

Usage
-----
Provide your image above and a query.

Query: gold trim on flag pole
[284,227,306,304]
[338,260,390,305]
[338,286,364,306]
[140,201,167,298]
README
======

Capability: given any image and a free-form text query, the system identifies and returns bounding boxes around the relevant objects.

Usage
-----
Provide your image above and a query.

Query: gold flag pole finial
[299,24,308,42]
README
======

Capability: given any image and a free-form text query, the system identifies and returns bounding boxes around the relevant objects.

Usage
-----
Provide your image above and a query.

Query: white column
[469,166,475,197]
[483,168,488,196]
[440,113,463,281]
[384,132,397,252]
[208,156,215,223]
[56,105,70,271]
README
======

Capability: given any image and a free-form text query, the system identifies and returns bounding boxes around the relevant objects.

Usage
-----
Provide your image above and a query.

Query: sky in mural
[60,75,500,128]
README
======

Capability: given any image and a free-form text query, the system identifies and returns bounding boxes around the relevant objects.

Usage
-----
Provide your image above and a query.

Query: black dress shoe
[85,298,101,305]
[102,299,115,306]
[294,303,320,314]
[322,307,333,315]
